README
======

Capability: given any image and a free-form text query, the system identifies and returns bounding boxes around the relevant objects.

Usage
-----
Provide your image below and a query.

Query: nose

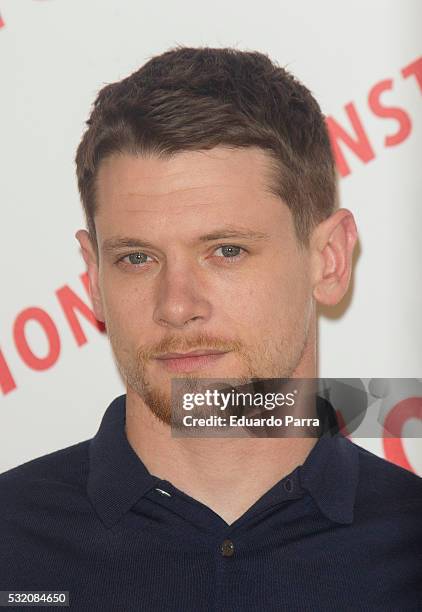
[152,260,212,329]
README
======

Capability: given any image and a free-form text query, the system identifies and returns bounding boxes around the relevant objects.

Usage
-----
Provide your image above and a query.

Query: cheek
[101,279,150,341]
[231,264,311,338]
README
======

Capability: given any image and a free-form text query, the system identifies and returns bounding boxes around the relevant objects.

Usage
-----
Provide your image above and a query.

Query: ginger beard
[106,323,310,429]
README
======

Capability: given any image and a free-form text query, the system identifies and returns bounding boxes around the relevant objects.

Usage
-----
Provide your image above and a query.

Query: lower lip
[155,353,227,373]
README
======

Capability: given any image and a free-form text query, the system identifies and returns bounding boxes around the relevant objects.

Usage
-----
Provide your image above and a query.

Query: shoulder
[0,439,91,484]
[0,439,92,520]
[348,438,422,512]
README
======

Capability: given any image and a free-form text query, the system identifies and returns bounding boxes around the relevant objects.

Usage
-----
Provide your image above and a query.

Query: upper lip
[156,349,228,359]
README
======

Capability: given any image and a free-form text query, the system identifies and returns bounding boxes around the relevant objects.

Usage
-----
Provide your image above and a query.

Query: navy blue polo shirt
[0,393,421,611]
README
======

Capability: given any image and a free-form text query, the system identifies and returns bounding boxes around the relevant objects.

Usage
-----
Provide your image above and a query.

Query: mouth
[154,349,229,373]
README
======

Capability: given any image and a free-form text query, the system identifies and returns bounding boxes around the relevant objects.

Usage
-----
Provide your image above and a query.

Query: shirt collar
[87,394,359,529]
[299,428,359,525]
[87,394,159,528]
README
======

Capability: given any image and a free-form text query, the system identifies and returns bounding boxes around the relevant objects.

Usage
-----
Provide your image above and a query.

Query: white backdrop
[0,0,421,474]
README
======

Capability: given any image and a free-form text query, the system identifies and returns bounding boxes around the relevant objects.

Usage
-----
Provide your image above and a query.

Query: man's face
[84,147,316,425]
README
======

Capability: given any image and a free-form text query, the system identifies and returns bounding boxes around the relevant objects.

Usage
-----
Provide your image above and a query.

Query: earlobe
[75,229,105,323]
[312,209,357,306]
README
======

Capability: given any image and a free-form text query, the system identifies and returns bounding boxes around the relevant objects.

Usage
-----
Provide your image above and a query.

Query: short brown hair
[75,46,336,252]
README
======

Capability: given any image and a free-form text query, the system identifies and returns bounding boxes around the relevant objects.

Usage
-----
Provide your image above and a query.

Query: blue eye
[215,245,244,259]
[120,252,152,266]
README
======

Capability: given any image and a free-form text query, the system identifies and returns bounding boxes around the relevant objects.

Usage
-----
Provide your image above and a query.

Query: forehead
[96,146,276,198]
[94,146,291,240]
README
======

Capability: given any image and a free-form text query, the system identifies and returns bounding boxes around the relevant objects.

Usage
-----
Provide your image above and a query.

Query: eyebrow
[101,228,271,253]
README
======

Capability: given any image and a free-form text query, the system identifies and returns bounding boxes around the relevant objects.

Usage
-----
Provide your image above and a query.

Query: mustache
[137,332,243,360]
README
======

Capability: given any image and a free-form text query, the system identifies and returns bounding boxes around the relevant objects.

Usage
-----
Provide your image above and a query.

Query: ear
[75,229,105,323]
[310,209,358,306]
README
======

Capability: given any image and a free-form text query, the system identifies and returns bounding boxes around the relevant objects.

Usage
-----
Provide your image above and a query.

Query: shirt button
[221,539,235,557]
[283,478,293,492]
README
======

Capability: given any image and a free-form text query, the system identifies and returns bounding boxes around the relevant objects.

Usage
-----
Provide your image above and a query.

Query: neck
[125,329,317,525]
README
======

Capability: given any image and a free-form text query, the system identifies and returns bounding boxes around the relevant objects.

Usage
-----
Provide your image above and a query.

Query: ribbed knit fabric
[0,394,421,611]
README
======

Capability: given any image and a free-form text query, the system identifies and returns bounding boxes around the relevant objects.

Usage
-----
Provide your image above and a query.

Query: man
[0,47,421,611]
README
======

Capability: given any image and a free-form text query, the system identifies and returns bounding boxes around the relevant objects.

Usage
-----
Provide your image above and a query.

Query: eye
[118,252,153,267]
[213,245,245,261]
